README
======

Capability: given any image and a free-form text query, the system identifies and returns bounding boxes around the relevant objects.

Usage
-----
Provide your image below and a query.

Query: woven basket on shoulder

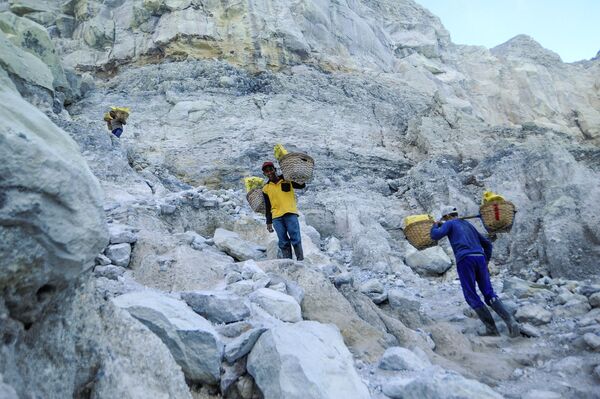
[246,188,265,214]
[404,220,437,250]
[279,152,314,184]
[479,200,516,233]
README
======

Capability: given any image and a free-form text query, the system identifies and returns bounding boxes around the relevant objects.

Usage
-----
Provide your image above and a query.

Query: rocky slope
[1,0,600,398]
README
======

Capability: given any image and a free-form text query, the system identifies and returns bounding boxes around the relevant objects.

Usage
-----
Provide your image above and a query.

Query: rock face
[383,368,503,399]
[247,321,371,399]
[113,290,223,385]
[213,228,267,261]
[0,68,107,325]
[1,281,192,399]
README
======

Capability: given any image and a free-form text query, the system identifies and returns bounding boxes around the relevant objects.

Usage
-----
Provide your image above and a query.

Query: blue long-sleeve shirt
[430,219,492,263]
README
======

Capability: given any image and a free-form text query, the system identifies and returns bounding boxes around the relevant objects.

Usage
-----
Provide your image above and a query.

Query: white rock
[359,278,385,294]
[515,305,552,325]
[214,228,267,261]
[404,246,452,276]
[249,288,302,323]
[108,223,138,244]
[583,333,600,351]
[227,280,255,297]
[104,243,132,267]
[523,390,562,399]
[95,254,112,266]
[224,327,267,363]
[181,290,250,324]
[94,265,126,280]
[247,321,370,399]
[383,368,502,399]
[378,347,430,371]
[588,292,600,308]
[113,291,223,384]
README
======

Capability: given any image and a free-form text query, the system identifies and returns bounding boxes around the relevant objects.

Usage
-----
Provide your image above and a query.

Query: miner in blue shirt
[431,206,520,337]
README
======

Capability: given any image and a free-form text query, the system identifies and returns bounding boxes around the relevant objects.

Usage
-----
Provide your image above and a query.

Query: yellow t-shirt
[262,179,299,219]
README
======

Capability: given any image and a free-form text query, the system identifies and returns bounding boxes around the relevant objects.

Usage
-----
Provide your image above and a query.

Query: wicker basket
[479,200,516,233]
[404,220,437,250]
[246,188,265,214]
[279,152,314,184]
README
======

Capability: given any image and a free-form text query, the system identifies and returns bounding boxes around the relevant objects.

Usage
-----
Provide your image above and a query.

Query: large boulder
[213,228,267,261]
[1,281,192,399]
[131,235,232,292]
[249,288,302,322]
[0,13,68,90]
[113,290,223,385]
[404,246,452,276]
[259,259,388,361]
[0,69,107,325]
[247,321,370,399]
[181,290,251,324]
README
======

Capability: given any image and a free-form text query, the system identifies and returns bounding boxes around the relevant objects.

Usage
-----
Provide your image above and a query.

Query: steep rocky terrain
[1,0,599,398]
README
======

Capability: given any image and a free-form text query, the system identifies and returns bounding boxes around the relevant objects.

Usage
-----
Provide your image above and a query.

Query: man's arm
[430,220,452,240]
[263,192,273,225]
[291,182,306,189]
[478,231,493,262]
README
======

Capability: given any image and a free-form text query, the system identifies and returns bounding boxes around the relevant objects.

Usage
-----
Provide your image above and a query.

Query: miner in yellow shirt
[261,161,306,260]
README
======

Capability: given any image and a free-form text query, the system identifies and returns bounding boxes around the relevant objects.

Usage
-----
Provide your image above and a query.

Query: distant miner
[261,161,306,261]
[431,206,520,337]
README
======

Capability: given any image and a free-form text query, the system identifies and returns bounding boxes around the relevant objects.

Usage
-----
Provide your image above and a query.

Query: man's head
[262,161,277,180]
[440,205,459,221]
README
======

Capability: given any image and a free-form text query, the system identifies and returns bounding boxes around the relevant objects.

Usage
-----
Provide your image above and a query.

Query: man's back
[431,219,492,262]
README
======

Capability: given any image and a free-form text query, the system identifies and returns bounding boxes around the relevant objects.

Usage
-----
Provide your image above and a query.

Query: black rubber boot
[490,298,520,338]
[280,245,293,259]
[474,306,500,336]
[292,243,304,261]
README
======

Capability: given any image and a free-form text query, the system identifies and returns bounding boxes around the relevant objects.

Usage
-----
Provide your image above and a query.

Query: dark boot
[292,243,304,261]
[490,298,520,338]
[474,306,500,336]
[280,245,293,259]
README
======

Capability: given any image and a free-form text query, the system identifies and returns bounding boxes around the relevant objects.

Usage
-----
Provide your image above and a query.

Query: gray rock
[523,390,562,399]
[404,246,452,276]
[0,69,107,325]
[104,243,132,267]
[503,277,552,299]
[589,292,600,308]
[550,356,584,374]
[268,282,287,293]
[367,291,388,304]
[1,281,191,399]
[247,321,370,399]
[519,323,541,338]
[583,333,600,351]
[113,291,223,384]
[214,228,267,261]
[95,253,112,266]
[554,297,591,318]
[379,347,430,371]
[249,288,302,322]
[181,290,251,324]
[226,271,243,284]
[227,280,256,297]
[383,368,502,399]
[216,321,254,338]
[108,223,138,244]
[94,265,126,280]
[220,358,246,396]
[333,272,354,288]
[594,365,600,380]
[515,305,552,325]
[359,278,385,294]
[0,375,17,399]
[224,327,267,363]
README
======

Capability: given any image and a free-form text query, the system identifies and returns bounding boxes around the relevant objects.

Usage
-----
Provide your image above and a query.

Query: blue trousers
[112,128,123,138]
[272,213,301,250]
[457,255,498,309]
